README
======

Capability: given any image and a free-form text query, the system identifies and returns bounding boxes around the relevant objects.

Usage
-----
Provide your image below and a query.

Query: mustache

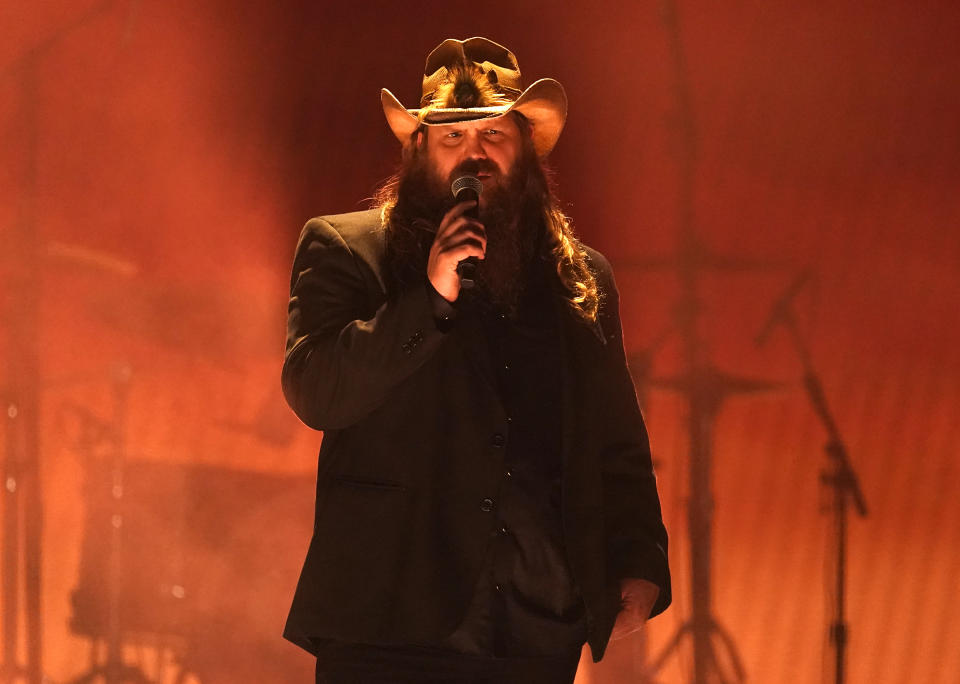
[450,158,500,180]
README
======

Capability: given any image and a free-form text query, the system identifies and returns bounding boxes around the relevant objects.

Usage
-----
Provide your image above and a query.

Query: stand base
[0,663,51,684]
[649,616,746,684]
[65,663,153,684]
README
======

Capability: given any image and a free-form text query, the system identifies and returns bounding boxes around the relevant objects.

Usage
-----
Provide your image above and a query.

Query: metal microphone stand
[763,300,868,684]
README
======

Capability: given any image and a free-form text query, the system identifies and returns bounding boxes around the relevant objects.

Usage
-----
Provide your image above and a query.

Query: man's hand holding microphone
[427,175,487,303]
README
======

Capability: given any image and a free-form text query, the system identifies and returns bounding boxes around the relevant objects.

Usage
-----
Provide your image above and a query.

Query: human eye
[441,130,463,145]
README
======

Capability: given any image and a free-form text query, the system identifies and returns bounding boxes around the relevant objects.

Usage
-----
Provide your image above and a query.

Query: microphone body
[451,175,484,288]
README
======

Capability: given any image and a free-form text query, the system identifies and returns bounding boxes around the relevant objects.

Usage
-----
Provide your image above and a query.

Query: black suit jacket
[281,209,670,662]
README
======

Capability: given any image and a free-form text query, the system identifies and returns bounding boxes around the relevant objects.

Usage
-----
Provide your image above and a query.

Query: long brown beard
[383,146,546,317]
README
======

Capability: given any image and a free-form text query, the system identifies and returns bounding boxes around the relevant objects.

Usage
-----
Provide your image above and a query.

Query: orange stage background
[1,1,958,682]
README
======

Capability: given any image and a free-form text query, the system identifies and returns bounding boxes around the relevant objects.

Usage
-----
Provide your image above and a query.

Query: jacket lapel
[554,293,608,476]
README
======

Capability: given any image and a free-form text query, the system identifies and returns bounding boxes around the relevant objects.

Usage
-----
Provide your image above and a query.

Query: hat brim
[381,78,567,157]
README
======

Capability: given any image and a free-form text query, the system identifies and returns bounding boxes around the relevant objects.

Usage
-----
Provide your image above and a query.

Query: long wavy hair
[373,111,600,324]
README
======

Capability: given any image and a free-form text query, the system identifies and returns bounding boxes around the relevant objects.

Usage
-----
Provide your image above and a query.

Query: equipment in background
[754,279,868,684]
[67,457,314,684]
[2,6,128,683]
[615,2,793,682]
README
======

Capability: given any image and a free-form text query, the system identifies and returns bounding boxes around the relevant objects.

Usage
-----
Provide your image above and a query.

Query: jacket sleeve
[281,217,449,431]
[591,250,672,618]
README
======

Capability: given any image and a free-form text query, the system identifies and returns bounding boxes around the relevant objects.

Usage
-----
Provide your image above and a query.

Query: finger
[436,201,479,237]
[441,216,485,234]
[439,237,487,259]
[435,222,487,251]
[447,199,478,219]
[438,238,486,263]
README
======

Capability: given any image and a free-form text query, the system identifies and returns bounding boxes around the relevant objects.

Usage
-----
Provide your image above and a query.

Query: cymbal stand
[629,2,793,681]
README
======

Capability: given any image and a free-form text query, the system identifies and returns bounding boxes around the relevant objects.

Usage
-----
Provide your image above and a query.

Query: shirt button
[503,362,510,370]
[504,469,513,478]
[491,433,505,448]
[480,497,495,512]
[499,525,508,535]
[495,583,503,592]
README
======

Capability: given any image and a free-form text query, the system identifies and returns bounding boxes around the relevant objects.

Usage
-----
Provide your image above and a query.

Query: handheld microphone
[451,175,484,289]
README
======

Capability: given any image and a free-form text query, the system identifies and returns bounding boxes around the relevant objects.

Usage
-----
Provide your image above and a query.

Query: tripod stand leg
[648,621,692,673]
[711,617,747,683]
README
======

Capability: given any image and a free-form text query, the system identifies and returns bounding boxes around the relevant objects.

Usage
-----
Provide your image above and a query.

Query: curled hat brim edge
[381,78,568,157]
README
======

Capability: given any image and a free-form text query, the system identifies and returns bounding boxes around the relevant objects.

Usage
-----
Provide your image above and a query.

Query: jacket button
[480,497,494,512]
[491,433,505,448]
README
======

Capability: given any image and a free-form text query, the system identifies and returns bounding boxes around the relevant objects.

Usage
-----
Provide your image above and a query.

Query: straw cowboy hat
[381,37,568,157]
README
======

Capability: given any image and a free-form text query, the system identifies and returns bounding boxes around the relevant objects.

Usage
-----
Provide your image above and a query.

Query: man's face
[388,112,543,315]
[420,114,523,207]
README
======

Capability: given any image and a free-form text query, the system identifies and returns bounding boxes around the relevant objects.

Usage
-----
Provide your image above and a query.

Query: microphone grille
[451,175,484,199]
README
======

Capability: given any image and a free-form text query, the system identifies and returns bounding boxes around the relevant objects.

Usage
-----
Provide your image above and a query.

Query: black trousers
[313,641,581,684]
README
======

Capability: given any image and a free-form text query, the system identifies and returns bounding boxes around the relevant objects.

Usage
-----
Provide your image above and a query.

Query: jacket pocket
[331,474,407,492]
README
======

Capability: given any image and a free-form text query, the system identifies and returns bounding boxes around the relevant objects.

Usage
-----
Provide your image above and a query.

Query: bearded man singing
[281,37,671,684]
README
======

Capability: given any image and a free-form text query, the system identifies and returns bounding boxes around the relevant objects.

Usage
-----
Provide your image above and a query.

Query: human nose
[464,130,488,159]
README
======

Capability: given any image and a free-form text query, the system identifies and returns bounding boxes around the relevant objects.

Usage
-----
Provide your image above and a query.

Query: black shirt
[437,265,588,658]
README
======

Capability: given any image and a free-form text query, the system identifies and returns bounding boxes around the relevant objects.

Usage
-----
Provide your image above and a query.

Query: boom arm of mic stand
[770,300,870,516]
[807,375,869,517]
[764,290,868,684]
